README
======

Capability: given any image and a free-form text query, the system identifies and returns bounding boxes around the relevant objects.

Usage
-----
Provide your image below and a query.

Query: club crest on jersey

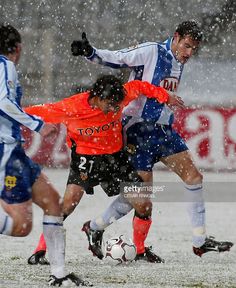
[5,176,17,190]
[160,77,179,92]
[80,172,88,181]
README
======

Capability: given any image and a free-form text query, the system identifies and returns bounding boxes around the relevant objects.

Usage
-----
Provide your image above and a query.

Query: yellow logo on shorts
[80,172,88,181]
[5,176,17,190]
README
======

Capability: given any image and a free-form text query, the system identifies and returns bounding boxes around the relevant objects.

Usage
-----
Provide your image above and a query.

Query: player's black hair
[89,75,125,104]
[175,20,203,42]
[0,23,21,54]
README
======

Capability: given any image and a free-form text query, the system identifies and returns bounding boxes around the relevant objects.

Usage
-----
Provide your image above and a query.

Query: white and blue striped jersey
[88,38,184,125]
[0,55,43,144]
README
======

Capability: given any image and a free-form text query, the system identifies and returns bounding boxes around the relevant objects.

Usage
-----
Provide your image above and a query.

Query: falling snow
[0,1,236,287]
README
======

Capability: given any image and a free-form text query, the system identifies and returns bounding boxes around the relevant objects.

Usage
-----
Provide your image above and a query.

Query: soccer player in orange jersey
[26,75,185,264]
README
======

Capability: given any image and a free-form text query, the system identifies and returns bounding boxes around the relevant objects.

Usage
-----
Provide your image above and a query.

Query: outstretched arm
[24,95,81,124]
[71,32,156,68]
[25,103,67,124]
[124,80,169,103]
[123,80,185,109]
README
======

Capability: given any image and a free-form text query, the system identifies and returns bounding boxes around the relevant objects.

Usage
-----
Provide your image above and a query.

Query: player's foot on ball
[82,221,104,260]
[27,250,49,265]
[48,272,93,286]
[193,236,234,257]
[135,246,165,263]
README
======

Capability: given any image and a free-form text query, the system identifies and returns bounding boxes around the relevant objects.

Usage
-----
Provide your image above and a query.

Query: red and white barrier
[23,108,236,170]
[23,124,70,167]
[174,107,236,170]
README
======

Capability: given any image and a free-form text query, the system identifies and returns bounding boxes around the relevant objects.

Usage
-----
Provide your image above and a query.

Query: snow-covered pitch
[1,169,235,288]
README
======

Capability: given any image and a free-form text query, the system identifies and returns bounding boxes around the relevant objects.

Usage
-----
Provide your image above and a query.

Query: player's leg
[124,138,159,262]
[85,175,163,262]
[32,172,90,286]
[83,192,134,259]
[125,121,161,262]
[28,171,61,266]
[62,150,93,218]
[28,161,85,265]
[124,177,164,263]
[63,184,85,217]
[128,194,162,262]
[161,149,206,246]
[31,172,65,279]
[161,146,233,255]
[28,183,85,264]
[132,170,155,259]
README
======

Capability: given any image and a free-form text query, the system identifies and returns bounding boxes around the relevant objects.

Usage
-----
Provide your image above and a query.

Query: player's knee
[62,190,82,216]
[18,223,32,236]
[134,201,152,218]
[63,198,77,216]
[185,170,203,185]
[40,190,62,215]
[12,218,32,237]
[138,171,152,182]
[33,173,62,215]
[68,190,81,208]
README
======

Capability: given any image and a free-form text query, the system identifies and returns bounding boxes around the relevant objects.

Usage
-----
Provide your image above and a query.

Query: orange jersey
[25,80,169,155]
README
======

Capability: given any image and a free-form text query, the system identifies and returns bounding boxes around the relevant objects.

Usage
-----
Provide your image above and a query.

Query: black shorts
[67,148,142,197]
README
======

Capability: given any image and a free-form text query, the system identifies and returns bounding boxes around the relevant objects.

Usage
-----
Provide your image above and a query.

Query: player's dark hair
[89,75,125,103]
[0,23,21,54]
[175,20,203,42]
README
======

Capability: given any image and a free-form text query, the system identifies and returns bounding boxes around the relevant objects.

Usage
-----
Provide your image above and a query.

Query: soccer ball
[104,235,136,263]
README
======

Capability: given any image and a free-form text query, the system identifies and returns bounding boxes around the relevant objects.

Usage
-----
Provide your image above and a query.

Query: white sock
[0,205,13,235]
[43,215,65,278]
[90,195,133,230]
[185,183,206,248]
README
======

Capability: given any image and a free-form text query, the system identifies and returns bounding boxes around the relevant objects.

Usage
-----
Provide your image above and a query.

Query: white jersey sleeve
[0,57,43,143]
[88,42,158,69]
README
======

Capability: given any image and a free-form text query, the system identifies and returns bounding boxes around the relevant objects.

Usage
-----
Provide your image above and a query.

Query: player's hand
[71,32,94,57]
[39,123,58,138]
[166,93,186,110]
